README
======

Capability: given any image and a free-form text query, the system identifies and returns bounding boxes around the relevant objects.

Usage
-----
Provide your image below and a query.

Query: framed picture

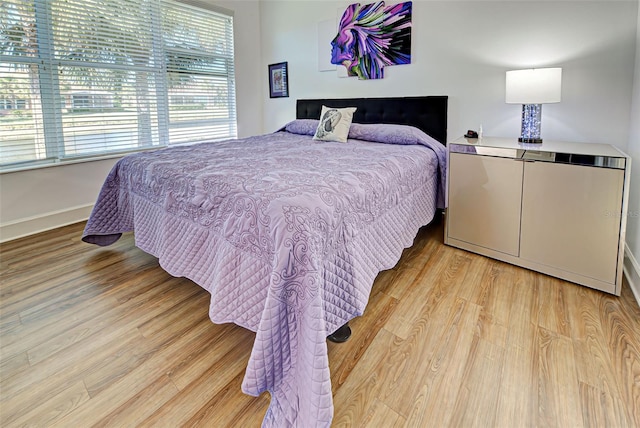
[268,62,289,98]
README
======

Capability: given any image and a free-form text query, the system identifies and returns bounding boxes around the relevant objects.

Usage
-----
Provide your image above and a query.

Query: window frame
[0,0,237,173]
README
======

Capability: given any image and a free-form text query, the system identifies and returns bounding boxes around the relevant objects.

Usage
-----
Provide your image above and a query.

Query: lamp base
[519,104,543,144]
[518,137,543,144]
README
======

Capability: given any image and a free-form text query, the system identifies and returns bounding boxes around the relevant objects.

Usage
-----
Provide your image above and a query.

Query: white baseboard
[0,204,93,243]
[623,243,640,307]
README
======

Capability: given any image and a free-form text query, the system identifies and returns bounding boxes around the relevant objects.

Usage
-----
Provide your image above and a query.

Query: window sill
[0,147,161,175]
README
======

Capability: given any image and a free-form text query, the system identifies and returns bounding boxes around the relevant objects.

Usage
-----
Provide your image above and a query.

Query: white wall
[0,0,263,242]
[2,0,638,244]
[218,0,263,138]
[624,1,640,302]
[259,0,637,148]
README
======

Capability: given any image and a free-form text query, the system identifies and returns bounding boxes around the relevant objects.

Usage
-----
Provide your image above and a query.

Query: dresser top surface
[452,136,628,158]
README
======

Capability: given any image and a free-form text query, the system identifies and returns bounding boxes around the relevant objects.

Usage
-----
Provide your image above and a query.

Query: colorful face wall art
[331,1,412,80]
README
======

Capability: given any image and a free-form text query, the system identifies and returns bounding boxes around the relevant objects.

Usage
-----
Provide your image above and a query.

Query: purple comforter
[83,122,447,427]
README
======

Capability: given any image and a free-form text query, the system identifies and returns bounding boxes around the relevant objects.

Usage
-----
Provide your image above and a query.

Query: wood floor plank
[1,282,203,424]
[1,245,152,320]
[328,288,398,393]
[218,390,271,428]
[0,351,29,383]
[0,239,140,302]
[1,267,174,363]
[364,247,476,419]
[455,251,491,303]
[495,267,540,427]
[1,219,638,427]
[360,398,406,427]
[597,290,640,424]
[49,316,229,427]
[166,324,253,391]
[579,381,631,428]
[496,334,540,428]
[181,371,269,427]
[7,380,90,427]
[537,276,572,338]
[20,275,198,368]
[331,328,397,426]
[0,224,86,268]
[138,330,254,427]
[473,261,515,349]
[392,297,481,424]
[372,265,418,301]
[82,295,213,398]
[381,254,478,417]
[367,267,400,299]
[538,326,583,427]
[564,283,629,407]
[449,336,505,428]
[0,327,143,426]
[92,375,180,428]
[394,220,443,270]
[383,243,457,339]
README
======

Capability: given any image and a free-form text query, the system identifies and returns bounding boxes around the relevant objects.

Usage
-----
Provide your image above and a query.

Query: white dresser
[445,136,632,295]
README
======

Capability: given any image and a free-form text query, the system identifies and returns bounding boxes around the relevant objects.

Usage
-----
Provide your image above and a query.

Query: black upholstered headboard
[296,96,448,145]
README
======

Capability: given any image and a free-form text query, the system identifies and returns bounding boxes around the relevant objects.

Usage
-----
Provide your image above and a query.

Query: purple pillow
[347,123,440,146]
[284,119,319,136]
[284,120,441,149]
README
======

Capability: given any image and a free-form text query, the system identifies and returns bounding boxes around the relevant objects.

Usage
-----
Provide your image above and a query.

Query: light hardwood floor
[1,218,639,427]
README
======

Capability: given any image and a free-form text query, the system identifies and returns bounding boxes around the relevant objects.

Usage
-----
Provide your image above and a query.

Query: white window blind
[0,0,236,171]
[163,1,237,144]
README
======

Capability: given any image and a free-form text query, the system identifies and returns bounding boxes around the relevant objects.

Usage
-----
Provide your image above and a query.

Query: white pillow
[313,106,357,143]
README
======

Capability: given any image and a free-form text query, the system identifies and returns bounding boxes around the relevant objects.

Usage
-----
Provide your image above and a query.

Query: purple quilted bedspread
[83,124,446,427]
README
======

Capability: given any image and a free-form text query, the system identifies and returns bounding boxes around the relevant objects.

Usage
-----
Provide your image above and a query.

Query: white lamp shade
[505,68,562,104]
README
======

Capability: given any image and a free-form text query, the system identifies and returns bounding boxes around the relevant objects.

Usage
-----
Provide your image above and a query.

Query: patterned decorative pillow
[312,106,357,143]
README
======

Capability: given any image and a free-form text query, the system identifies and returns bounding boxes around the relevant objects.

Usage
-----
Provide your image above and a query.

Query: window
[0,0,236,170]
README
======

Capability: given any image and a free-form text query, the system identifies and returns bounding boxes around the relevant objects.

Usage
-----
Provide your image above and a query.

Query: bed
[82,96,448,427]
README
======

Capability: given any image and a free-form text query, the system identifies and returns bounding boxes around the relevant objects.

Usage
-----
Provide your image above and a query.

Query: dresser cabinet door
[520,161,624,285]
[448,153,524,256]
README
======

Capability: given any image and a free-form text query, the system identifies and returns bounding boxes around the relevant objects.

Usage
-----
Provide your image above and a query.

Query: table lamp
[505,67,562,143]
